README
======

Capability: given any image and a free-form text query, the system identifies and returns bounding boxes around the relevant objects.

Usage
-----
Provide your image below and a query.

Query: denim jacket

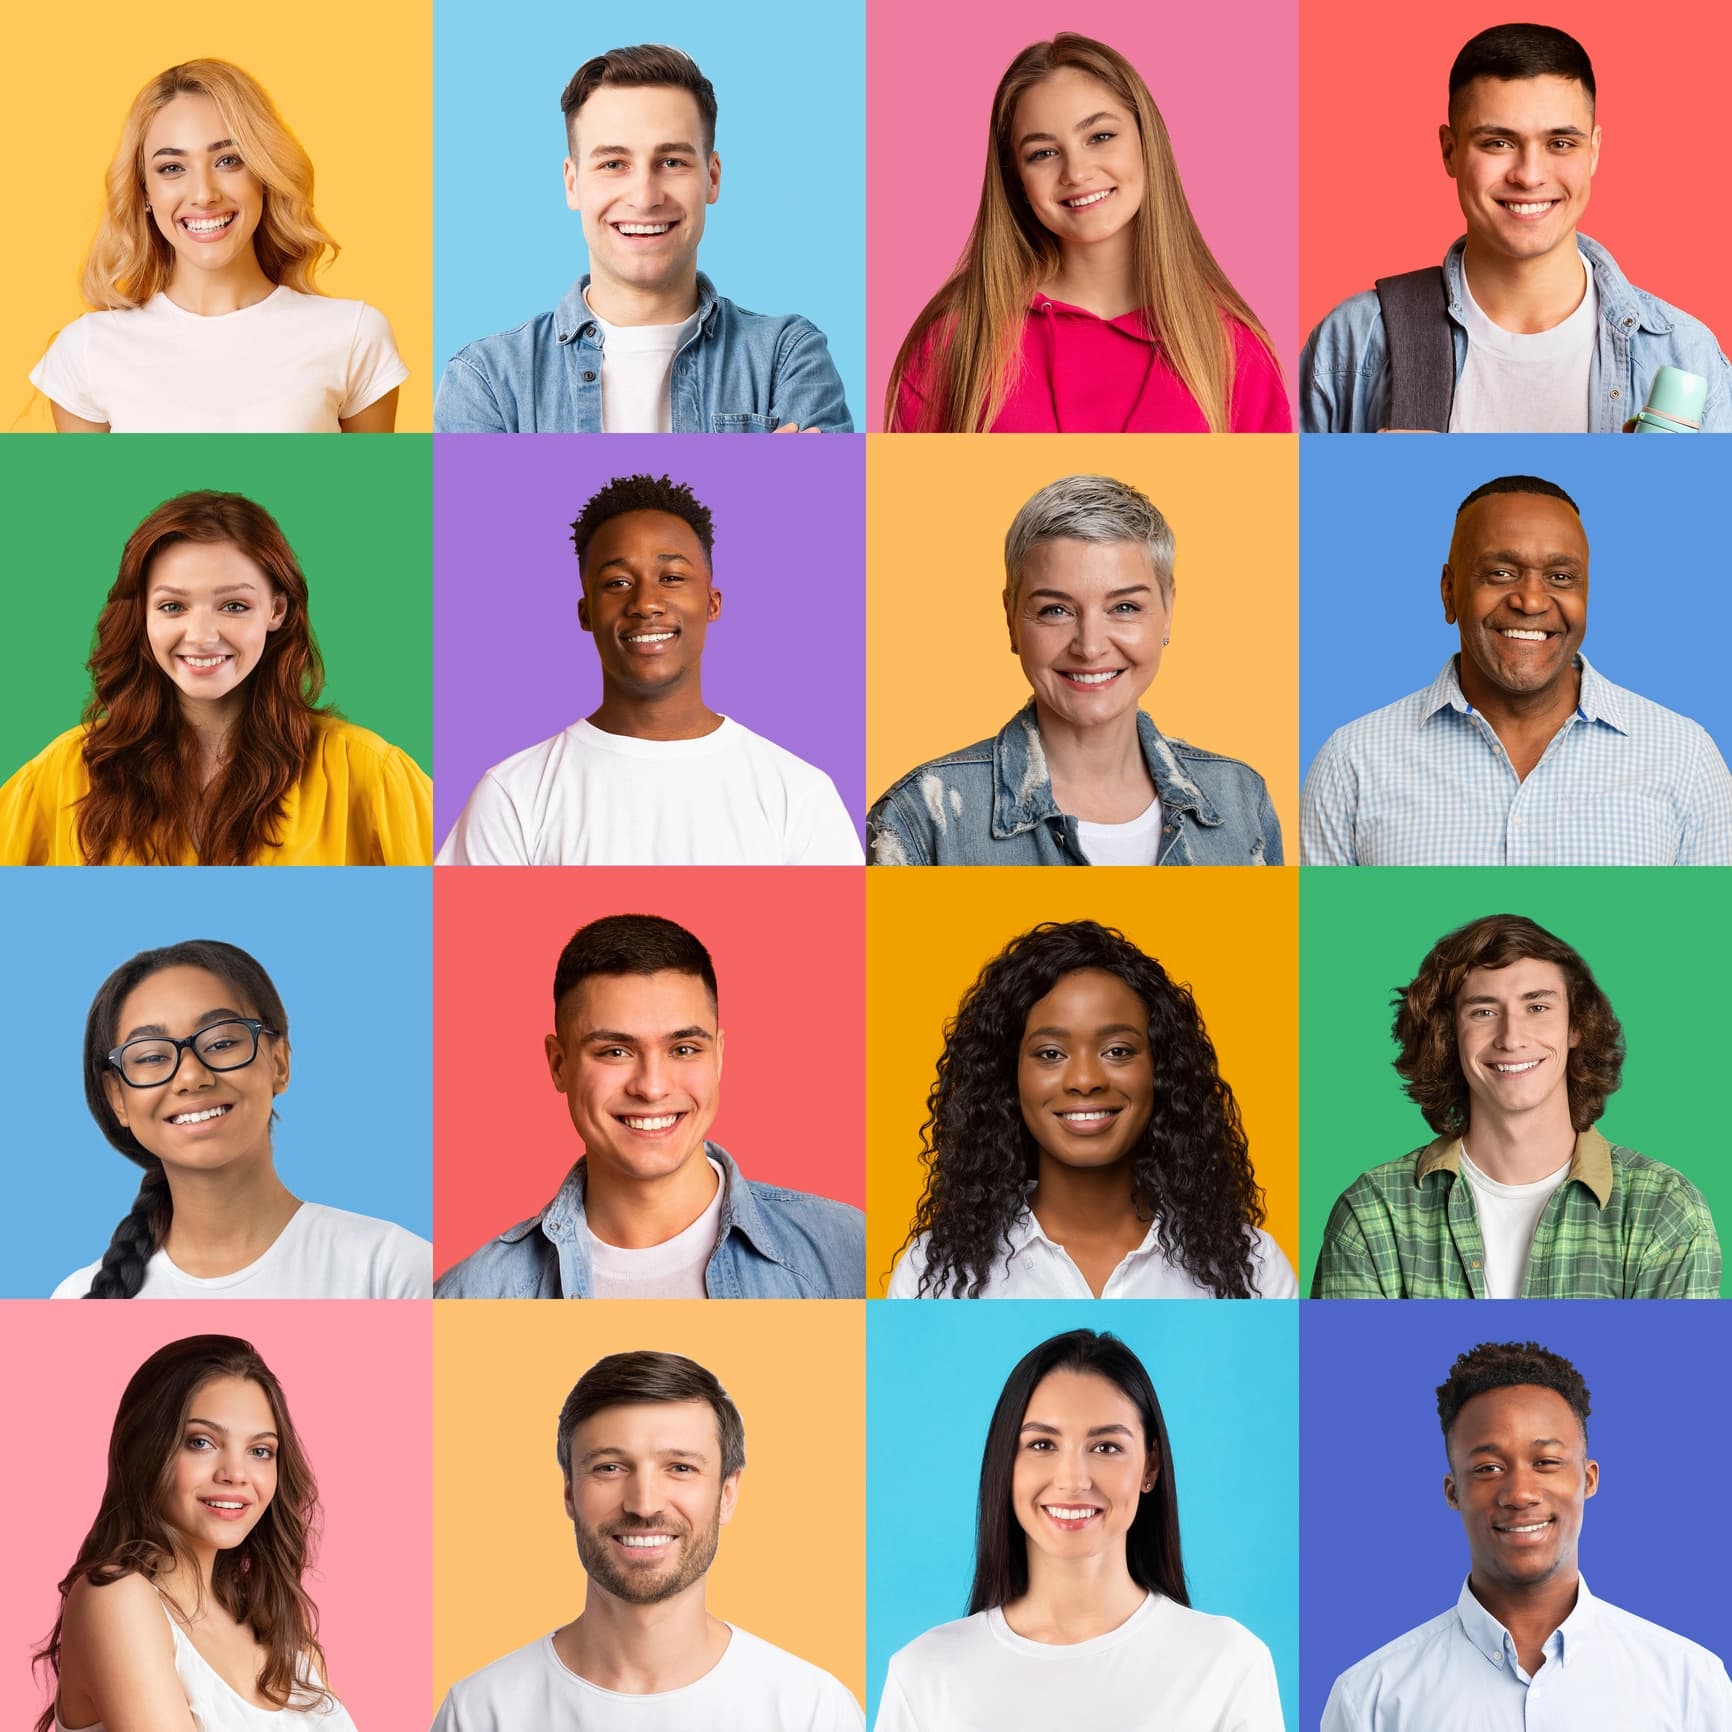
[1299,235,1732,432]
[433,274,853,433]
[432,1142,864,1298]
[866,702,1282,866]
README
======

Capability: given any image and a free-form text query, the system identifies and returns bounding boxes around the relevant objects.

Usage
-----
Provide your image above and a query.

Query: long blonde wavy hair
[81,60,338,310]
[885,34,1276,434]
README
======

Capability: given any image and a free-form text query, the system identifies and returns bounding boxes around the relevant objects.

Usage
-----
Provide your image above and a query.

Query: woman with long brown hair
[885,34,1288,434]
[33,1334,358,1730]
[0,490,431,865]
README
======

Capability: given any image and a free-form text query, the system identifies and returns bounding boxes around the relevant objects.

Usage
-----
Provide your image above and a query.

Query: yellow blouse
[0,717,433,865]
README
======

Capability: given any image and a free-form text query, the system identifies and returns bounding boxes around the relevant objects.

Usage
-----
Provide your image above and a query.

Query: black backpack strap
[1374,267,1455,431]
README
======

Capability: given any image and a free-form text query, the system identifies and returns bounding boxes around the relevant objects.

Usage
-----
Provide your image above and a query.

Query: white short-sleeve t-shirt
[1449,249,1597,433]
[52,1201,432,1299]
[432,1626,864,1731]
[30,287,408,431]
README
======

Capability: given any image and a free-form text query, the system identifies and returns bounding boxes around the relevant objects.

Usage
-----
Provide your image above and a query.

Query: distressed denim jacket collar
[552,272,722,347]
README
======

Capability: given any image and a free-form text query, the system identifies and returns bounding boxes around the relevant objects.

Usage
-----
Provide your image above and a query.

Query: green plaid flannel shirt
[1311,1127,1722,1298]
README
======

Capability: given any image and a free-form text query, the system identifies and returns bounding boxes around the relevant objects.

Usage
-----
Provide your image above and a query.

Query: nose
[625,161,664,208]
[181,607,223,646]
[621,1471,662,1517]
[1498,1465,1542,1507]
[625,582,664,618]
[1052,1446,1095,1495]
[171,1043,220,1089]
[626,1051,671,1102]
[1506,575,1551,615]
[1069,608,1108,660]
[1505,144,1549,187]
[1064,1047,1107,1094]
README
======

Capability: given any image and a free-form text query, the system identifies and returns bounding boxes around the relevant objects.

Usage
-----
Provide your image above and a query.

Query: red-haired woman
[0,491,430,864]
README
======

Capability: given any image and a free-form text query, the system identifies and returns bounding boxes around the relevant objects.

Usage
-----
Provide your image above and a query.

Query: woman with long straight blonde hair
[30,59,406,433]
[885,34,1288,435]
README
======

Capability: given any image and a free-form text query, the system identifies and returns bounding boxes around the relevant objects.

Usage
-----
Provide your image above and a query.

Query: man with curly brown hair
[1311,914,1719,1298]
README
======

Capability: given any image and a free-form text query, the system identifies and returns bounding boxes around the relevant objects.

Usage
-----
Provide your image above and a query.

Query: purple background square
[433,434,866,844]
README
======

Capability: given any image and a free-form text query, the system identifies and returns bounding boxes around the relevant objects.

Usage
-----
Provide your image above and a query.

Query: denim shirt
[434,274,853,433]
[866,702,1282,865]
[432,1142,865,1298]
[1299,235,1732,432]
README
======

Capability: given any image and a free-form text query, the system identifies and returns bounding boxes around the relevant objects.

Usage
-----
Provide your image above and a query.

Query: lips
[1061,188,1114,210]
[197,1496,252,1521]
[612,220,678,239]
[1041,1503,1103,1531]
[616,1111,687,1135]
[179,212,239,241]
[1057,668,1124,688]
[178,653,234,672]
[1497,198,1561,219]
[166,1103,233,1127]
[1492,1514,1556,1543]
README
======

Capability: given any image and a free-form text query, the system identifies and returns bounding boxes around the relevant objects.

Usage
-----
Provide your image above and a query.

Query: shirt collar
[1441,233,1658,333]
[1415,1126,1616,1209]
[1420,653,1623,735]
[1454,1575,1596,1671]
[540,1140,767,1243]
[555,272,720,344]
[1006,1197,1163,1260]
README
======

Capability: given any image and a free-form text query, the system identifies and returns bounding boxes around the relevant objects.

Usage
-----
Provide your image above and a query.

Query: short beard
[573,1507,722,1605]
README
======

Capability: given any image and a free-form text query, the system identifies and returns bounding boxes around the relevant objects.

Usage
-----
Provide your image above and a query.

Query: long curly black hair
[896,920,1267,1298]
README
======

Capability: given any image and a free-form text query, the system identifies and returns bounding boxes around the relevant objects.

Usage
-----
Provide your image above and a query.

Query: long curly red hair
[77,491,328,864]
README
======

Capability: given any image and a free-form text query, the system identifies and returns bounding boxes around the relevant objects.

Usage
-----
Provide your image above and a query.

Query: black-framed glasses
[107,1019,276,1090]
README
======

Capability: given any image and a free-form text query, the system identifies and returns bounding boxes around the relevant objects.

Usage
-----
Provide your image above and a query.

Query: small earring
[1161,636,1170,646]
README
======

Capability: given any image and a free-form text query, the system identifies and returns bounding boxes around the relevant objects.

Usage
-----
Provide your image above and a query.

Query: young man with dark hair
[1321,1341,1732,1727]
[433,915,865,1298]
[435,44,852,433]
[1301,24,1731,431]
[432,1350,864,1727]
[436,473,863,865]
[1310,914,1720,1299]
[1301,475,1732,864]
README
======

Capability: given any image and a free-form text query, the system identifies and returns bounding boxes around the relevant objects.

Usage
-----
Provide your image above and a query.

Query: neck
[164,250,277,318]
[585,269,702,329]
[1029,1152,1140,1234]
[1004,1551,1148,1644]
[177,693,244,774]
[155,1547,217,1610]
[160,1155,300,1277]
[1040,233,1140,322]
[588,680,721,743]
[1033,701,1154,815]
[583,1150,719,1251]
[556,1584,728,1694]
[1468,1565,1580,1657]
[1455,655,1581,762]
[1462,1104,1578,1185]
[1461,238,1586,334]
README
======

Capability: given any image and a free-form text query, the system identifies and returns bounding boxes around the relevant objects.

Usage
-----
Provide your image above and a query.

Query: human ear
[577,594,592,634]
[563,157,581,212]
[270,1037,291,1095]
[267,591,288,631]
[1439,122,1459,178]
[1444,1472,1460,1509]
[707,152,721,206]
[718,1468,742,1524]
[104,1071,131,1130]
[546,1031,568,1090]
[1584,1458,1599,1499]
[1440,566,1458,625]
[706,583,722,623]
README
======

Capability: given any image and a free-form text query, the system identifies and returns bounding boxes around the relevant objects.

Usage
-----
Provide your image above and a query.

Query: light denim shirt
[1321,1576,1732,1730]
[866,702,1282,866]
[1300,235,1732,432]
[432,1142,864,1298]
[434,273,853,433]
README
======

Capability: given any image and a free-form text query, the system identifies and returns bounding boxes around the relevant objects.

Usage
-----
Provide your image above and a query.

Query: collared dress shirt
[1311,1128,1721,1299]
[1321,1576,1732,1731]
[1300,654,1732,865]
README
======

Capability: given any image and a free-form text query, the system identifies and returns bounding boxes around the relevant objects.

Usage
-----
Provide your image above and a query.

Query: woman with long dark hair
[52,938,429,1299]
[0,490,430,864]
[874,1330,1283,1729]
[32,1334,358,1730]
[887,921,1295,1298]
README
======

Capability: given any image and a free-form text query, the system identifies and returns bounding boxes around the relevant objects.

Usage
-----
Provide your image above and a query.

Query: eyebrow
[1467,1436,1567,1457]
[1025,1022,1145,1040]
[187,1418,279,1442]
[1476,549,1584,567]
[1024,584,1153,602]
[120,1007,250,1041]
[593,552,696,573]
[586,141,700,159]
[1017,110,1121,148]
[583,1026,713,1044]
[150,137,237,159]
[1019,1420,1138,1438]
[149,583,265,597]
[1458,988,1560,1008]
[1467,123,1591,140]
[578,1445,709,1465]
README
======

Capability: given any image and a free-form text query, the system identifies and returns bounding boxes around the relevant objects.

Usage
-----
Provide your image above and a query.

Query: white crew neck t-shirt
[585,290,702,432]
[432,1625,864,1731]
[1450,249,1597,432]
[588,1159,725,1299]
[30,287,408,432]
[876,1593,1283,1732]
[436,716,864,866]
[1458,1147,1574,1299]
[1076,796,1165,865]
[51,1201,432,1300]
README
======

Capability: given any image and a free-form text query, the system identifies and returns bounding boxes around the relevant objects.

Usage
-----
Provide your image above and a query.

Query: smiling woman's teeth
[1064,189,1112,208]
[182,214,235,233]
[168,1104,231,1125]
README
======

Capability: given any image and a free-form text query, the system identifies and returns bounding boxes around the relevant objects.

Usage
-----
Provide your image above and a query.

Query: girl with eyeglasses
[52,940,429,1299]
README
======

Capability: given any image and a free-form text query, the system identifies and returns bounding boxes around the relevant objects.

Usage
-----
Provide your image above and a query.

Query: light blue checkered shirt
[1301,655,1732,865]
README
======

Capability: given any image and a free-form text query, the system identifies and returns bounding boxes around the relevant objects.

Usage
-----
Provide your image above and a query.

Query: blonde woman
[31,60,406,432]
[885,34,1287,434]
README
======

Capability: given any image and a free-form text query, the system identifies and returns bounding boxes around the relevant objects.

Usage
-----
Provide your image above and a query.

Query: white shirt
[1076,797,1165,866]
[1458,1147,1574,1299]
[588,1159,724,1299]
[1450,249,1596,432]
[52,1201,431,1299]
[875,1593,1284,1732]
[433,1626,864,1731]
[886,1208,1297,1299]
[436,716,864,866]
[30,287,408,432]
[586,288,701,432]
[1321,1576,1732,1731]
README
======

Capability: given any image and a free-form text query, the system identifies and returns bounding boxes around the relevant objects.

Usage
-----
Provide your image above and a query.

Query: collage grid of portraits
[3,1,1730,1730]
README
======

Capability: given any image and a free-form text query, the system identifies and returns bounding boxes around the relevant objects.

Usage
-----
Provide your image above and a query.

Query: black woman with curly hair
[886,920,1295,1299]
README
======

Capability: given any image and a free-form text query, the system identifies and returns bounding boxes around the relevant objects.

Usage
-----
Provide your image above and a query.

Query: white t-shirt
[1077,797,1165,866]
[436,716,864,866]
[1450,249,1596,433]
[433,1626,864,1731]
[51,1201,431,1299]
[1458,1147,1574,1299]
[588,1159,724,1299]
[586,289,701,433]
[875,1593,1283,1732]
[30,287,408,432]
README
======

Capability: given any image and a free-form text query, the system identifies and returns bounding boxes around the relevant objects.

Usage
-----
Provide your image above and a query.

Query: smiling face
[563,84,719,305]
[565,1398,738,1606]
[1008,538,1170,733]
[578,510,720,703]
[142,93,266,282]
[144,539,287,714]
[1011,67,1145,255]
[1454,956,1578,1134]
[1441,75,1600,266]
[1445,1383,1597,1593]
[1442,492,1588,706]
[103,966,288,1172]
[162,1374,280,1558]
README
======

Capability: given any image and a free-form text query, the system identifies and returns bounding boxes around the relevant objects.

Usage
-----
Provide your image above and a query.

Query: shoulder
[1327,1606,1460,1701]
[1160,733,1273,792]
[1247,1227,1299,1298]
[740,1177,865,1240]
[1606,1144,1712,1209]
[63,1569,176,1650]
[1585,239,1726,346]
[724,1625,858,1703]
[873,738,997,805]
[888,1611,994,1676]
[442,1633,555,1704]
[1588,1592,1730,1672]
[310,715,430,780]
[885,1233,940,1299]
[1590,673,1717,744]
[723,720,840,788]
[447,307,561,373]
[7,723,89,777]
[711,290,828,348]
[297,1201,429,1253]
[475,724,577,787]
[52,1258,101,1299]
[434,1208,557,1299]
[1303,288,1389,365]
[1152,1596,1274,1662]
[1334,1149,1434,1208]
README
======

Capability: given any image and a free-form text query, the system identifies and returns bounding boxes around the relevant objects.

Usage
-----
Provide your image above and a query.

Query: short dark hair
[552,913,719,1017]
[560,44,719,154]
[1437,1340,1592,1455]
[556,1350,746,1478]
[1448,24,1596,113]
[1392,914,1623,1136]
[569,473,716,574]
[1455,474,1581,519]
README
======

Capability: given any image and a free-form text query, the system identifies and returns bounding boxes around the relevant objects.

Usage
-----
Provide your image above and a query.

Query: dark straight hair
[967,1330,1187,1614]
